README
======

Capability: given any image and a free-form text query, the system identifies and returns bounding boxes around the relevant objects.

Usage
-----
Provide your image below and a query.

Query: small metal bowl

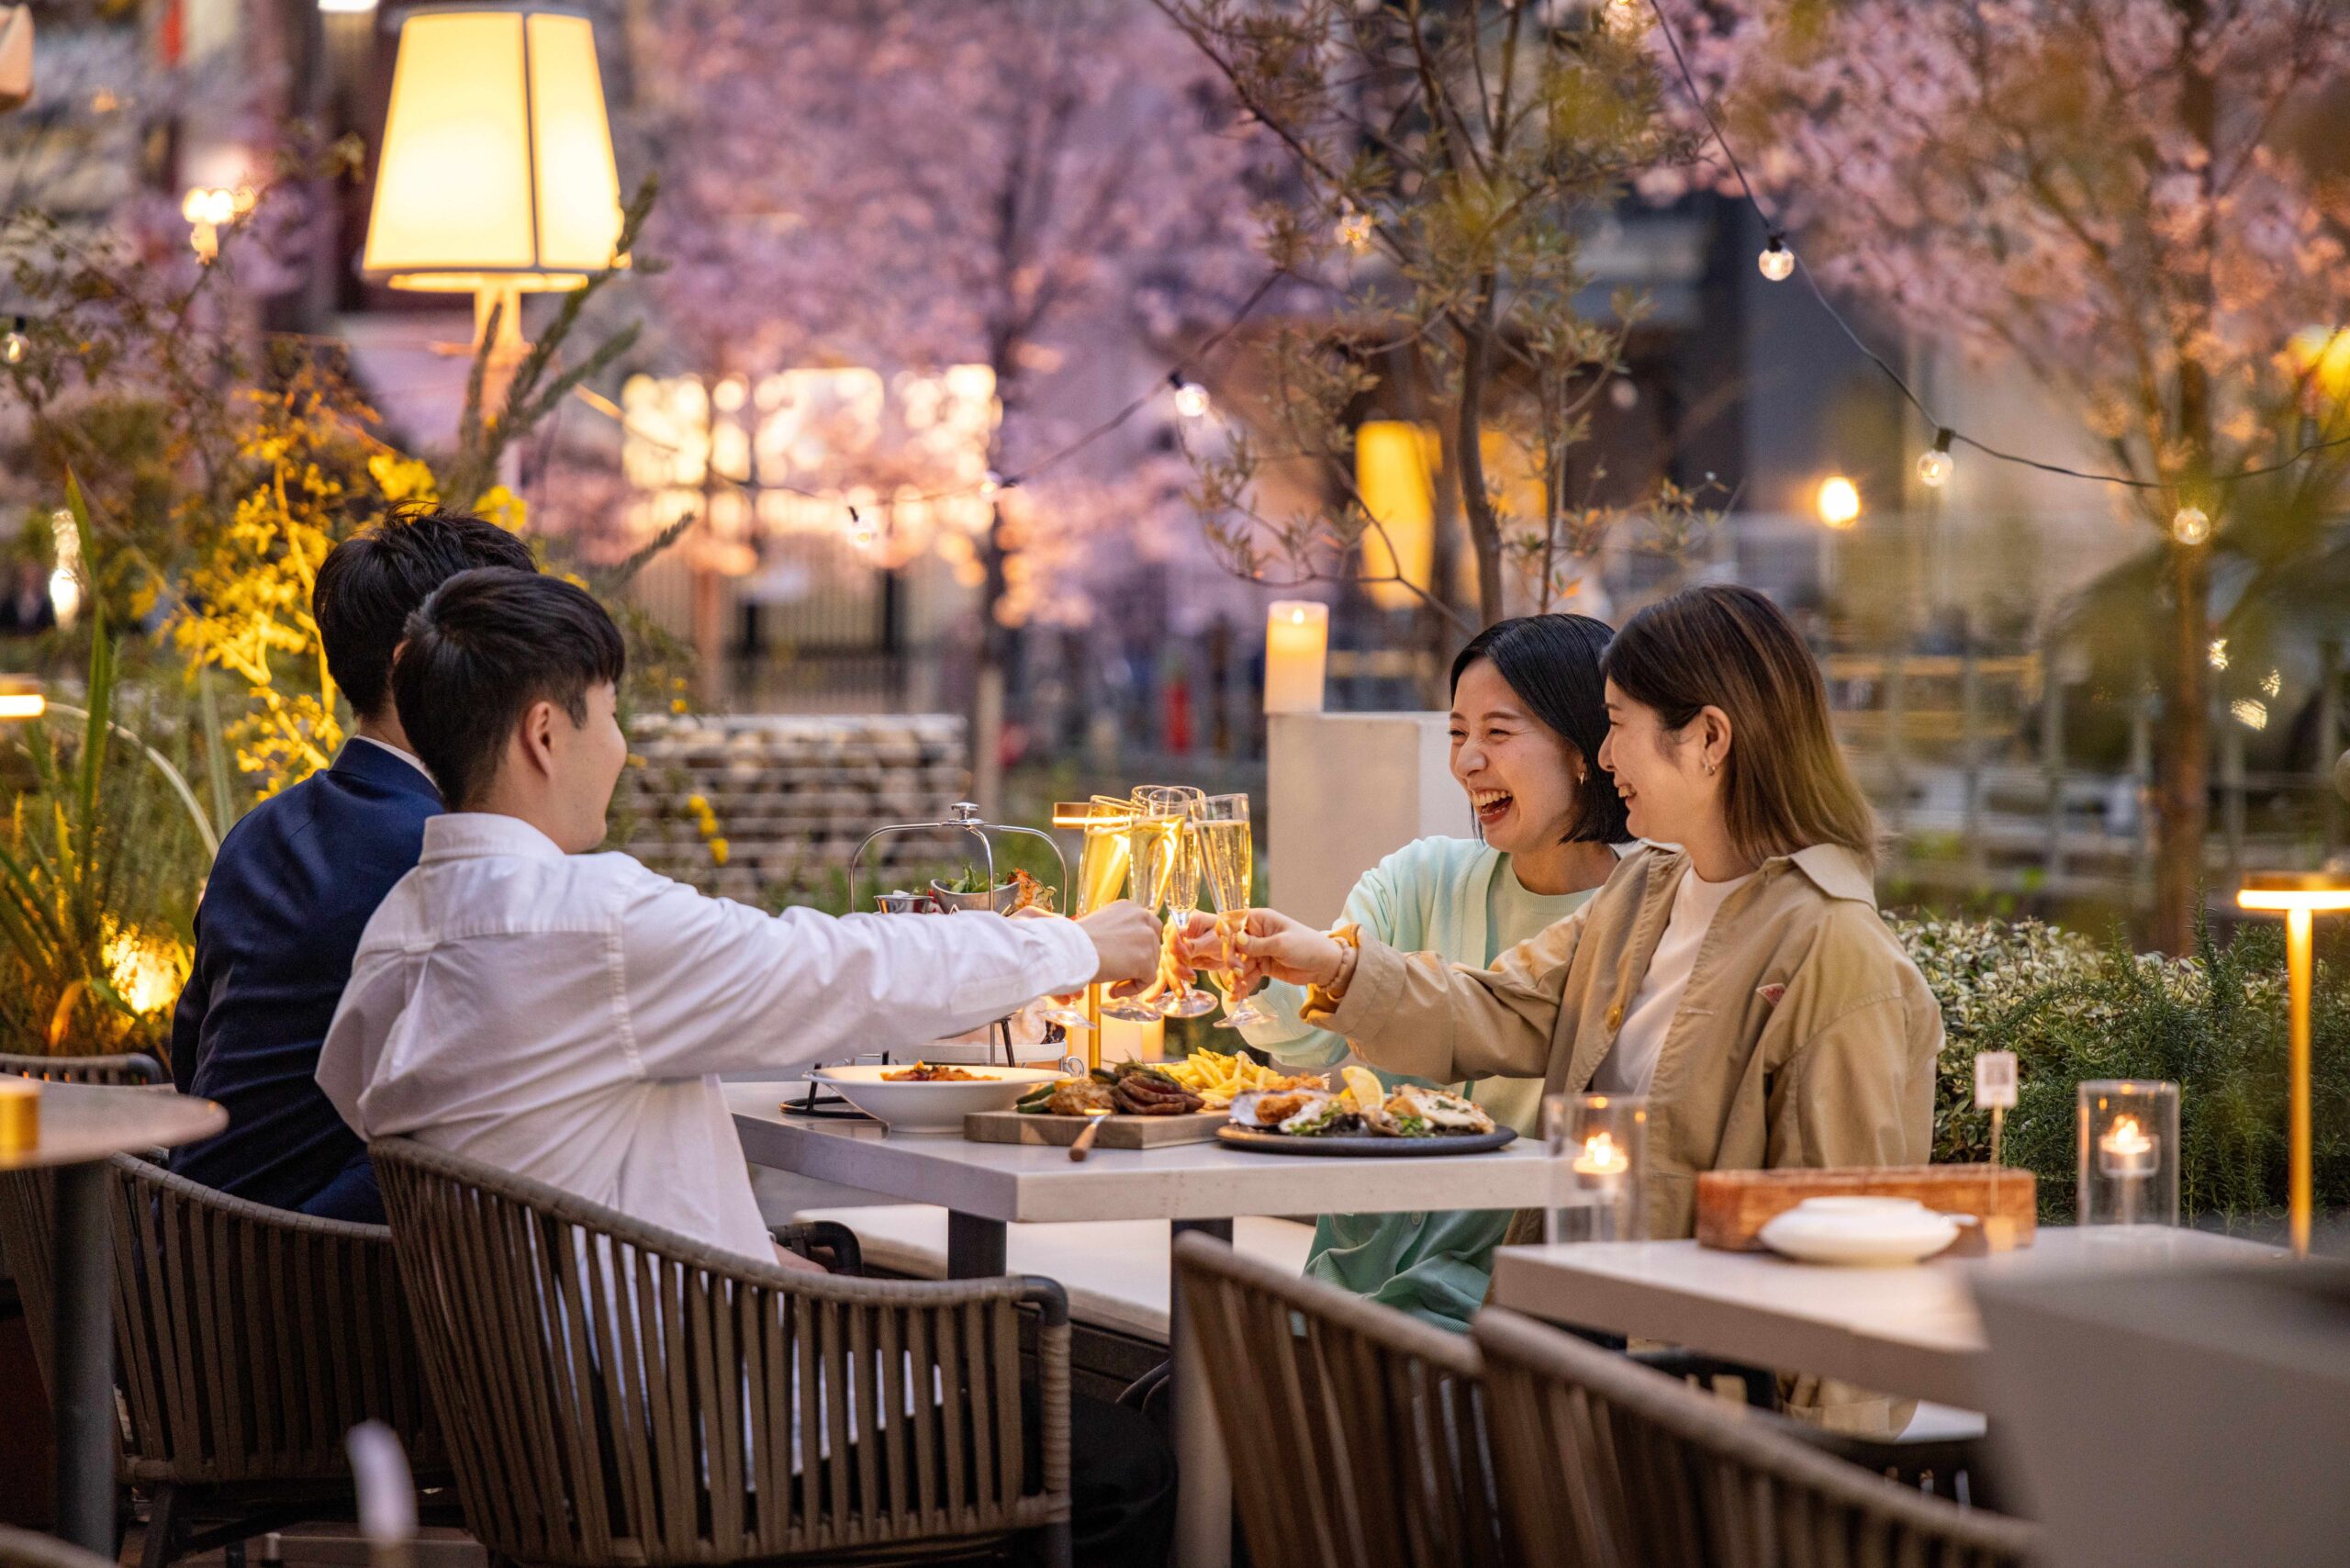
[874,890,946,914]
[928,879,1020,913]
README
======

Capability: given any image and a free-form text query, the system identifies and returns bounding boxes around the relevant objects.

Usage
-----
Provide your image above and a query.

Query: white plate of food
[1757,1196,1963,1266]
[810,1062,1062,1134]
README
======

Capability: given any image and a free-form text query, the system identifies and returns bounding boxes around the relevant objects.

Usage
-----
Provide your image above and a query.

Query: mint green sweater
[1240,836,1595,1331]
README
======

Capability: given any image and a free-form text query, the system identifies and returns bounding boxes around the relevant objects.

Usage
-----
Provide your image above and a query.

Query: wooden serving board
[1695,1164,2037,1252]
[963,1110,1227,1148]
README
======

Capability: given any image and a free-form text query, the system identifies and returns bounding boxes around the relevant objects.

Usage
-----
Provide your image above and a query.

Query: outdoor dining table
[1490,1226,2287,1411]
[727,1080,1559,1568]
[2,1080,227,1553]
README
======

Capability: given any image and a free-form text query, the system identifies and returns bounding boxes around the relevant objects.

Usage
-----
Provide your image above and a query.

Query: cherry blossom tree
[1646,0,2350,950]
[1157,0,1714,639]
[622,0,1270,807]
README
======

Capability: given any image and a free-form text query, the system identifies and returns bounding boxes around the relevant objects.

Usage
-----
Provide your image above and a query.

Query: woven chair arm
[769,1218,864,1275]
[371,1137,1041,1308]
[109,1152,394,1241]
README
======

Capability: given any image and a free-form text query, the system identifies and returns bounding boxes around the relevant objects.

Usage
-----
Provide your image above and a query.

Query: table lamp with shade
[361,5,626,396]
[2232,745,2350,1257]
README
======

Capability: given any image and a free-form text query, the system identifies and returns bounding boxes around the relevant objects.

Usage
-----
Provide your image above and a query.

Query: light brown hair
[1602,584,1877,867]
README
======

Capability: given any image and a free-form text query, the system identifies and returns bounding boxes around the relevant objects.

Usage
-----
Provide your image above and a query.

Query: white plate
[810,1064,1062,1135]
[1758,1196,1963,1267]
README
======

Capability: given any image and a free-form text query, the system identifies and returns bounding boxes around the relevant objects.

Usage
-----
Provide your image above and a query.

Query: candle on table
[0,1077,37,1155]
[1098,1012,1163,1065]
[2098,1114,2157,1226]
[1263,600,1328,713]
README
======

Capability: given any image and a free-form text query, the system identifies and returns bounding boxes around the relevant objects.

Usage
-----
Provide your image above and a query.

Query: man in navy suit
[168,507,536,1221]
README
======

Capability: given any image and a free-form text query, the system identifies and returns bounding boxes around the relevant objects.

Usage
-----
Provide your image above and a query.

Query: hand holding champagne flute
[1039,796,1136,1033]
[1192,793,1271,1027]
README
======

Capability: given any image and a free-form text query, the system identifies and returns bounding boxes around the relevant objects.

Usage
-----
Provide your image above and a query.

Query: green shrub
[1894,914,2350,1225]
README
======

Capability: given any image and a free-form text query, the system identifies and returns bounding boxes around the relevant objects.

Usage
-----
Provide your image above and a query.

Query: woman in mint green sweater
[1241,613,1627,1330]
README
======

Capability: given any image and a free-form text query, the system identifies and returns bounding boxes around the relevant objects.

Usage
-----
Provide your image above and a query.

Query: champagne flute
[1194,793,1273,1028]
[1102,801,1185,1023]
[1135,788,1216,1018]
[1038,796,1133,1033]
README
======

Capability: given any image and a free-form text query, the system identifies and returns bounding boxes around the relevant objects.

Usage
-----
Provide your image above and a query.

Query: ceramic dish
[1214,1126,1518,1158]
[809,1064,1061,1134]
[1757,1195,1963,1266]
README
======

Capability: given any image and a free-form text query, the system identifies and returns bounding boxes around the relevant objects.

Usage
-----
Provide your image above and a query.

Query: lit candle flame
[2100,1115,2152,1159]
[1572,1130,1629,1177]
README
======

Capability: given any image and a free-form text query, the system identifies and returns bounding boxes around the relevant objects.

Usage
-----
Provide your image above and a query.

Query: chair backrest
[0,1052,165,1086]
[1473,1308,2040,1568]
[1170,1229,1505,1568]
[370,1136,1069,1567]
[0,1154,443,1484]
[0,1525,118,1568]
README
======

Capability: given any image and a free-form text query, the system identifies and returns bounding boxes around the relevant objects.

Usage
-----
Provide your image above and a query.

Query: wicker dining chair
[0,1052,166,1086]
[1170,1230,1505,1568]
[1473,1308,2041,1568]
[370,1136,1074,1568]
[0,1153,448,1568]
[0,1525,118,1568]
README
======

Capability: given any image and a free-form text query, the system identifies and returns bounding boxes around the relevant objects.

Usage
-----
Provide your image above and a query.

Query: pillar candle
[1264,600,1328,713]
[1098,1013,1165,1066]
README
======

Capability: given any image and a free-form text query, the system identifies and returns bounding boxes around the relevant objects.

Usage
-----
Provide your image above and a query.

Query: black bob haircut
[1449,612,1628,846]
[393,568,626,810]
[313,504,537,720]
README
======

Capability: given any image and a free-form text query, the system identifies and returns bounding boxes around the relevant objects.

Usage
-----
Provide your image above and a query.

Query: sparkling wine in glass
[1039,796,1133,1034]
[1102,801,1186,1023]
[1195,793,1272,1027]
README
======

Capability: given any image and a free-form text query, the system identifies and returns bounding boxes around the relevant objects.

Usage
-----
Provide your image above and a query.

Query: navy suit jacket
[169,740,442,1222]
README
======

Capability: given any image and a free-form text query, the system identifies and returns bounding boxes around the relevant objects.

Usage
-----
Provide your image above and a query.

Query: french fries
[1156,1048,1322,1110]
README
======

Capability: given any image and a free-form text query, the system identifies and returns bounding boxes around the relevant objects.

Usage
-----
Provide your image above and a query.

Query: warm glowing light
[2231,699,2269,731]
[105,926,188,1017]
[1,318,25,365]
[2287,325,2350,401]
[2208,637,2229,671]
[0,693,43,721]
[1815,475,1861,529]
[979,471,1003,498]
[1758,237,1795,282]
[1572,1131,1630,1177]
[1172,381,1211,420]
[2236,873,2350,913]
[2096,1113,2158,1179]
[2171,505,2210,546]
[1916,449,1953,487]
[47,507,81,631]
[363,7,625,353]
[1355,420,1439,610]
[2263,668,2282,698]
[1601,0,1646,34]
[1264,599,1329,714]
[319,0,378,12]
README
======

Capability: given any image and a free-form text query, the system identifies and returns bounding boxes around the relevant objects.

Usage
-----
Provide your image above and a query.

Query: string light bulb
[1758,233,1794,282]
[1,317,25,365]
[1169,375,1211,420]
[2170,504,2210,546]
[1917,429,1954,487]
[979,471,1002,499]
[846,504,877,550]
[1815,474,1861,530]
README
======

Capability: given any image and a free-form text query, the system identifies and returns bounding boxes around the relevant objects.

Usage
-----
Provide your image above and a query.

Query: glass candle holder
[2077,1080,2179,1228]
[1544,1092,1649,1244]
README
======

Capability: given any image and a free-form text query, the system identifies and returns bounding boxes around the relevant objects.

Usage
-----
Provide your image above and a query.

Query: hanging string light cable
[1641,0,2350,499]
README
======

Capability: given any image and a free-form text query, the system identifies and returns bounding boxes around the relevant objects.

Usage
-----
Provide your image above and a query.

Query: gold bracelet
[1304,924,1364,1014]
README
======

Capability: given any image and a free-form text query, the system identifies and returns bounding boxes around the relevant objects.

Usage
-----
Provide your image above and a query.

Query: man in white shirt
[318,568,1163,1266]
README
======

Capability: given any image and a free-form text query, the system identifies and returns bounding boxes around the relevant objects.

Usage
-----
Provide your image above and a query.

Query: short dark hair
[392,568,627,810]
[314,505,537,719]
[1602,584,1877,866]
[1450,613,1629,846]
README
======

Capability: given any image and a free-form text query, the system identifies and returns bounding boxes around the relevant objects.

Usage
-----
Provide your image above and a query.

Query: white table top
[727,1080,1560,1224]
[1490,1227,2286,1410]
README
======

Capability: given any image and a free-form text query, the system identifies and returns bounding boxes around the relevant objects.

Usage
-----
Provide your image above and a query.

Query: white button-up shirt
[319,812,1096,1263]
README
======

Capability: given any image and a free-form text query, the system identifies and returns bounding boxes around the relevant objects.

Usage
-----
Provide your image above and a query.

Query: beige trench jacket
[1304,843,1942,1243]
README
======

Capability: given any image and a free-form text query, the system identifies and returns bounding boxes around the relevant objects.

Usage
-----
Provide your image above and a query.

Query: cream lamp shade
[363,6,624,325]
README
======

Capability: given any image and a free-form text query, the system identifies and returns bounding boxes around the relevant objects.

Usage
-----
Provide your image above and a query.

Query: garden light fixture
[2236,868,2350,1256]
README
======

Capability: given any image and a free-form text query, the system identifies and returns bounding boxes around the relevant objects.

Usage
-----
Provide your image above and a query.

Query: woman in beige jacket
[1230,584,1943,1247]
